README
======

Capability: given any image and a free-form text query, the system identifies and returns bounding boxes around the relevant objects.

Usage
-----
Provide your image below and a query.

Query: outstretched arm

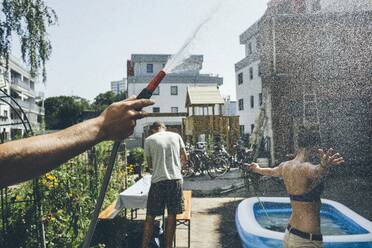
[0,97,154,187]
[306,148,344,181]
[247,162,283,177]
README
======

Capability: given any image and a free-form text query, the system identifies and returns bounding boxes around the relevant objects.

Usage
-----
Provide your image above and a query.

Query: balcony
[10,78,35,95]
[14,99,44,114]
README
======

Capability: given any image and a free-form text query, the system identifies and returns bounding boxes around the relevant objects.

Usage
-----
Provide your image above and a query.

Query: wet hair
[150,121,165,131]
[297,125,321,149]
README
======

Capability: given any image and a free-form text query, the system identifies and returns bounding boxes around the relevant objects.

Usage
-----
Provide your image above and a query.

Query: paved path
[174,197,244,248]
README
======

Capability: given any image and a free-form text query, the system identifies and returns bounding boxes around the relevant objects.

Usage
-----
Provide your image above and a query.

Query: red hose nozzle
[147,70,166,92]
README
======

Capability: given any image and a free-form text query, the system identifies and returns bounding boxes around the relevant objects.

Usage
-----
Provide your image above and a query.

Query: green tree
[44,96,90,130]
[0,0,57,81]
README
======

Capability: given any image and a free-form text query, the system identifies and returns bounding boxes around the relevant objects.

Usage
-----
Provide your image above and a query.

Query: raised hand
[318,148,345,168]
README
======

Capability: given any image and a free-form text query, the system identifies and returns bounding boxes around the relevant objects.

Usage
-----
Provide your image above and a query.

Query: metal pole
[0,188,5,247]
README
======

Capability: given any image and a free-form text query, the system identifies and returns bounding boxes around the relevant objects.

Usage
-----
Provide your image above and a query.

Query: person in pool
[247,125,344,248]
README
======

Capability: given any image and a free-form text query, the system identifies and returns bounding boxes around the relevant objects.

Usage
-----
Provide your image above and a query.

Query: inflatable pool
[235,197,372,248]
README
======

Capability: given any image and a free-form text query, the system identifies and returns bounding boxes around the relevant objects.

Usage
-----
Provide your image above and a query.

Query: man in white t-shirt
[142,121,188,248]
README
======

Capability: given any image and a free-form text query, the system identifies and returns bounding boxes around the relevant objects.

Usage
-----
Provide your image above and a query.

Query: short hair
[150,121,165,130]
[297,125,321,149]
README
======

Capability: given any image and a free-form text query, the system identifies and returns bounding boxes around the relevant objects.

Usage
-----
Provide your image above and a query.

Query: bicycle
[182,143,229,179]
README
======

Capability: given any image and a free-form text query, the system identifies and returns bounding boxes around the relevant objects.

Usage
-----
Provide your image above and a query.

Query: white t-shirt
[144,131,185,184]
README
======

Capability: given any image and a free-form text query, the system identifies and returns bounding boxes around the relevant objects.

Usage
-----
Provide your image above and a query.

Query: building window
[171,107,178,113]
[153,86,160,95]
[170,86,178,95]
[248,42,253,54]
[153,107,160,113]
[238,73,243,85]
[146,64,153,73]
[250,95,254,108]
[238,99,244,111]
[162,63,166,68]
[259,93,263,106]
[251,124,255,133]
[240,125,245,134]
[249,67,254,80]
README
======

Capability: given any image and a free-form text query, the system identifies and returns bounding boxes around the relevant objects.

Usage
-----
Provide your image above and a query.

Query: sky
[28,0,270,101]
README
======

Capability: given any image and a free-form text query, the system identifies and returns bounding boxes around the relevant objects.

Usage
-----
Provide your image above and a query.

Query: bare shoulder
[281,160,308,171]
[278,160,291,169]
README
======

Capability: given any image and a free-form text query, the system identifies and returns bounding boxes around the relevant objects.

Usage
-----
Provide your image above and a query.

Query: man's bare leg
[142,215,155,248]
[165,214,177,248]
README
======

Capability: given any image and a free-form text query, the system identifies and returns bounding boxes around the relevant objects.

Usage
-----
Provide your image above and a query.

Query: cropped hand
[99,96,154,140]
[319,148,344,168]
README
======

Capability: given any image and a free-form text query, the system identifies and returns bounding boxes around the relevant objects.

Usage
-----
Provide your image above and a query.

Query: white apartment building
[235,21,263,136]
[0,57,44,140]
[127,54,223,143]
[110,78,127,95]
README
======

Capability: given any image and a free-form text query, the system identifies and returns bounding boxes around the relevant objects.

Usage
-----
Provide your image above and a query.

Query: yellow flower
[16,195,24,201]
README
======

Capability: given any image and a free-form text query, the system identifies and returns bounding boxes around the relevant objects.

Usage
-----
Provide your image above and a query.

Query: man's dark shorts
[146,179,184,216]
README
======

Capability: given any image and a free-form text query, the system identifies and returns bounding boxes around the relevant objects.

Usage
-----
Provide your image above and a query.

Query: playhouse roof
[186,86,224,107]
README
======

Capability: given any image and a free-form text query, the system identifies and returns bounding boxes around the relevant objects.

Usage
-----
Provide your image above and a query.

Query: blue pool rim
[235,197,372,247]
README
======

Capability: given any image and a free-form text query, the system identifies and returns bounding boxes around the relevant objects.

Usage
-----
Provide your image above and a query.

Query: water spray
[82,70,167,248]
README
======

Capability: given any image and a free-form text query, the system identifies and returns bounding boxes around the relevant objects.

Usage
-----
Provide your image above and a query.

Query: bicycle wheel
[207,157,229,178]
[189,152,202,176]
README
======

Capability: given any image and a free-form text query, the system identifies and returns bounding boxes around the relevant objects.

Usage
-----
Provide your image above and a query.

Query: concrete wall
[259,10,372,167]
